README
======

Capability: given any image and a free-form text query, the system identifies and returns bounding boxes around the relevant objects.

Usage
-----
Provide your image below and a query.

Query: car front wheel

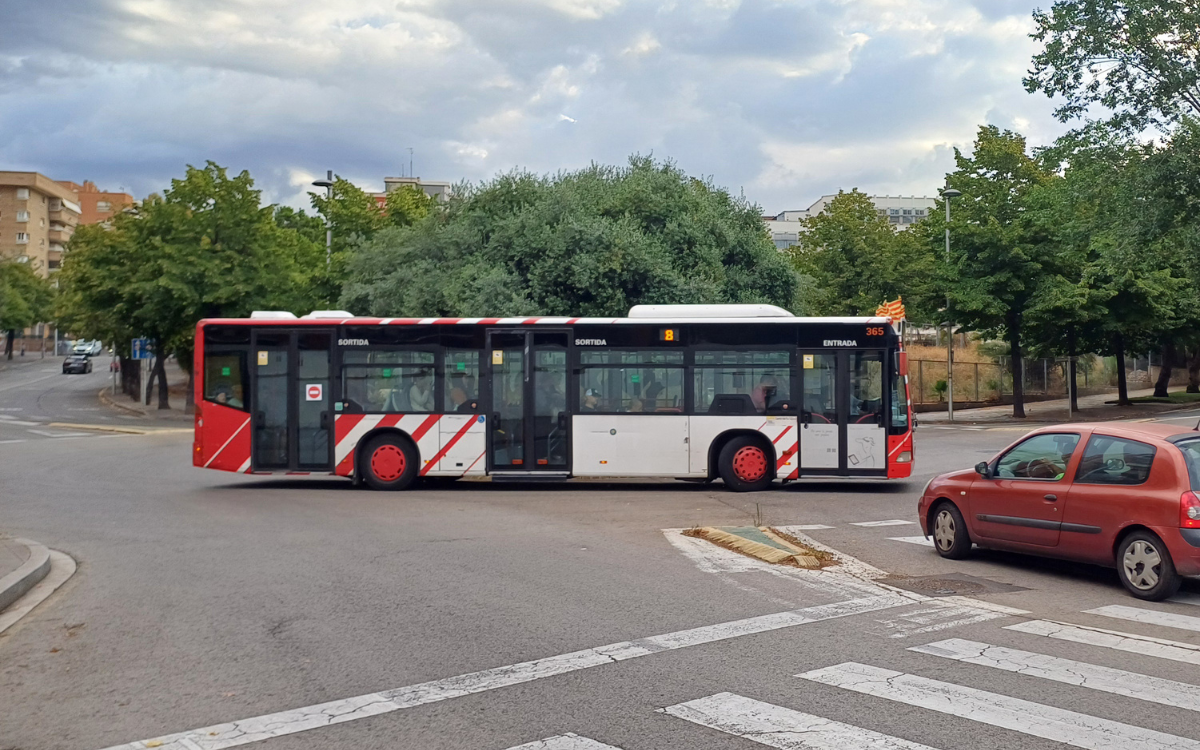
[931,502,971,559]
[1117,530,1181,601]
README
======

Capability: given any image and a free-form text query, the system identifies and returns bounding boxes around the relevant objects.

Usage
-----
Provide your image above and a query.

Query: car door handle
[1043,494,1057,502]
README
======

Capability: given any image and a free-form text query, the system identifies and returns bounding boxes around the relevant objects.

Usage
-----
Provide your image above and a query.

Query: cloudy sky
[2,0,1069,214]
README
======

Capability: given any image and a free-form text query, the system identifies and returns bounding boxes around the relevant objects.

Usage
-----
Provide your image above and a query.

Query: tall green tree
[341,157,799,317]
[924,125,1054,418]
[1026,0,1200,132]
[0,262,54,358]
[60,162,324,409]
[788,190,935,317]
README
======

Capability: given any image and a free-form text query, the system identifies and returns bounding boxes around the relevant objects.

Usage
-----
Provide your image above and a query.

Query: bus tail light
[897,451,912,463]
[1182,491,1200,529]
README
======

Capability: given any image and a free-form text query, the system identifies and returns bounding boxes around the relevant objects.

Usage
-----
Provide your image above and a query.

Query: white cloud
[0,0,1069,212]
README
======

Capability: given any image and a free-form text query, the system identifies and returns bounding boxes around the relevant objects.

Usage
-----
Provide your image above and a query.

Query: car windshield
[1175,438,1200,490]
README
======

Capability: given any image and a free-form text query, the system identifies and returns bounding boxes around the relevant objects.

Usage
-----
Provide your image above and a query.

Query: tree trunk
[1187,347,1200,393]
[1008,311,1025,419]
[4,330,12,360]
[154,343,170,410]
[1115,334,1131,406]
[144,360,157,405]
[1068,327,1079,413]
[1153,342,1176,399]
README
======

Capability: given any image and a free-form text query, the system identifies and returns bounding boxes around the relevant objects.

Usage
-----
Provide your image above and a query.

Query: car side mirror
[975,461,992,479]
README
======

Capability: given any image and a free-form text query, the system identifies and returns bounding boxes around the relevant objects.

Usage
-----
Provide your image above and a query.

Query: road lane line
[1008,619,1200,665]
[98,594,909,750]
[913,638,1200,712]
[663,692,936,749]
[506,734,624,749]
[849,520,914,527]
[790,525,834,530]
[1086,604,1200,633]
[888,536,933,547]
[798,662,1200,750]
[874,605,1008,639]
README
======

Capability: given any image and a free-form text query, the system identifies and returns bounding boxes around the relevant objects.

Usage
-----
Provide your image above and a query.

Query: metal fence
[908,355,1182,406]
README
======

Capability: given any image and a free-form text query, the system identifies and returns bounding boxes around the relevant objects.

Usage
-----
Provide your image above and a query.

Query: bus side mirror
[975,461,991,478]
[898,352,908,377]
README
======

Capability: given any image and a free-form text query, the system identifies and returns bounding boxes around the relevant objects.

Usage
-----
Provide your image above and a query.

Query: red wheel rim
[371,445,406,481]
[732,446,767,483]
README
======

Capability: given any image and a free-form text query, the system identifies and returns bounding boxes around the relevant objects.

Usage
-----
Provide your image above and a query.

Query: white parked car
[72,340,103,356]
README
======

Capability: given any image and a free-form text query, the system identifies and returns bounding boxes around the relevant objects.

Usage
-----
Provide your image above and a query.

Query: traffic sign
[306,384,323,401]
[131,338,151,360]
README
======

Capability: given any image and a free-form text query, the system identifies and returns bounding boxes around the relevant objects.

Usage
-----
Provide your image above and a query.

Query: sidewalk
[100,361,193,423]
[916,388,1192,424]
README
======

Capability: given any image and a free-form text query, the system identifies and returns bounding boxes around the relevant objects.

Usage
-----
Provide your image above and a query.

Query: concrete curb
[0,538,51,614]
[98,386,146,416]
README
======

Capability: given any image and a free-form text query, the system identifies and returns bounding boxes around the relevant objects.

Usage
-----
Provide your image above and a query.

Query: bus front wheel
[719,436,773,492]
[361,435,419,491]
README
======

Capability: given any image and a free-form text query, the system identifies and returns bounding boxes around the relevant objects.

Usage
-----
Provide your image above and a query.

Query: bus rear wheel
[719,436,773,492]
[361,435,418,491]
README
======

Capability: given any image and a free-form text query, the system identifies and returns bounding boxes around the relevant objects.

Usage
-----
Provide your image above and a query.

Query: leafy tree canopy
[341,156,799,318]
[0,262,54,334]
[787,190,935,317]
[1026,0,1200,131]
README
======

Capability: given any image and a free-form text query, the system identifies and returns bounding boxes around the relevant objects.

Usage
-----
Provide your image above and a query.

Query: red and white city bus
[193,304,913,491]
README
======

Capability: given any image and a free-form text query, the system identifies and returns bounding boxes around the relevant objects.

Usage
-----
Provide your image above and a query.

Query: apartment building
[765,193,937,250]
[58,180,134,225]
[0,172,82,277]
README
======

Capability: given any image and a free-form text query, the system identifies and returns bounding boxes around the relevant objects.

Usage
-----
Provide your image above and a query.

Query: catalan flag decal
[875,297,905,320]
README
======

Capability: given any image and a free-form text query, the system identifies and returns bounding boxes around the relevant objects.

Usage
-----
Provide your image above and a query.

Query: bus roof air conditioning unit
[250,311,298,320]
[627,304,794,319]
[301,310,355,319]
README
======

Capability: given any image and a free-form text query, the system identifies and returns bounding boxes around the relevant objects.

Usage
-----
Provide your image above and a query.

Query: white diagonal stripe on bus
[97,594,907,750]
[912,638,1200,713]
[237,458,250,473]
[663,692,936,749]
[798,662,1200,750]
[203,417,249,468]
[505,734,624,750]
[334,414,385,467]
[1006,619,1200,665]
[1087,604,1200,634]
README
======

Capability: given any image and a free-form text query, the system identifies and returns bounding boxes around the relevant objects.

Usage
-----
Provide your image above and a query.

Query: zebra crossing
[493,599,1200,750]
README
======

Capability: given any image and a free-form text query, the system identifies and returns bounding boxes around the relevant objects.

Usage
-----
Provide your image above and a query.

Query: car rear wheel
[718,436,774,492]
[360,435,419,491]
[931,502,971,559]
[1117,530,1181,601]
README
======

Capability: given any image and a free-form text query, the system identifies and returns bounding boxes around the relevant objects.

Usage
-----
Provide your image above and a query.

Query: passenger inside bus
[408,370,435,412]
[752,374,779,411]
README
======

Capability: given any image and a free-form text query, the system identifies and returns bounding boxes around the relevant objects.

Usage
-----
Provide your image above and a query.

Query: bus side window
[445,350,480,412]
[204,352,247,411]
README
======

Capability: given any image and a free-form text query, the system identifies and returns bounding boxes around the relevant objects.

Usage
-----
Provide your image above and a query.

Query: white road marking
[849,520,914,527]
[1087,604,1200,633]
[0,439,27,444]
[798,662,1200,750]
[790,524,834,530]
[0,417,41,425]
[913,638,1200,712]
[663,692,935,749]
[1007,619,1200,665]
[505,734,623,749]
[98,594,909,750]
[26,429,92,438]
[888,536,933,547]
[873,604,1008,639]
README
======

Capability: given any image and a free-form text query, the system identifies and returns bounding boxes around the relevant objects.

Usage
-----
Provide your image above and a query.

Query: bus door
[798,349,887,474]
[486,329,570,475]
[250,329,334,472]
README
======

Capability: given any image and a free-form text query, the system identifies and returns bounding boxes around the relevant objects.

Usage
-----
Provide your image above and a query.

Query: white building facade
[765,194,937,250]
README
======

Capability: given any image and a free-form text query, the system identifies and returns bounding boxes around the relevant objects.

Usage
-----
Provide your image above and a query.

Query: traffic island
[683,526,831,569]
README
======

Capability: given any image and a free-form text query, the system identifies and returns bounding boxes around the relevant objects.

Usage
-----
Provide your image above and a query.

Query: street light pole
[941,182,962,423]
[312,170,334,269]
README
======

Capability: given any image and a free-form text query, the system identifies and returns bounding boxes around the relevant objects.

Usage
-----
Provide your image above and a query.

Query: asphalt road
[3,365,1200,750]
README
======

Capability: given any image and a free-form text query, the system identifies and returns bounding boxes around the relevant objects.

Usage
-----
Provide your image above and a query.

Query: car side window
[995,433,1080,481]
[1074,435,1156,485]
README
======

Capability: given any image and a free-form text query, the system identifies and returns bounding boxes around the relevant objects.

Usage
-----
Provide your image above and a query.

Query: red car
[918,422,1200,600]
